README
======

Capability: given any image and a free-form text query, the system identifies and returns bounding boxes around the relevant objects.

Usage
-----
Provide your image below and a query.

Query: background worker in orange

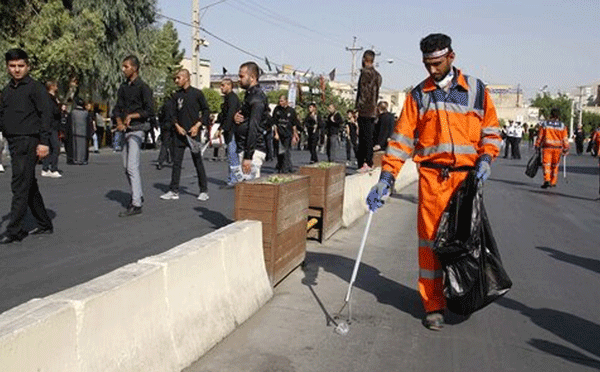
[535,108,569,189]
[366,34,501,331]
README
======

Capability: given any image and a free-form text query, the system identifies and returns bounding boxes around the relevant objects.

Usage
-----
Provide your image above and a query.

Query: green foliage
[581,111,600,134]
[295,79,353,120]
[266,89,289,105]
[202,88,222,113]
[530,93,572,123]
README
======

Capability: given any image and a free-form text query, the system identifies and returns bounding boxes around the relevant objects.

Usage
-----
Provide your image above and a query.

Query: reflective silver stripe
[482,127,501,136]
[420,268,444,280]
[433,101,470,114]
[419,91,431,116]
[386,146,411,161]
[390,133,415,149]
[419,239,434,249]
[481,138,503,148]
[415,143,477,157]
[466,75,477,111]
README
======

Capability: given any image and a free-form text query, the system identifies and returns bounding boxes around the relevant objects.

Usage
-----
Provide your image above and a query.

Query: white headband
[423,48,449,59]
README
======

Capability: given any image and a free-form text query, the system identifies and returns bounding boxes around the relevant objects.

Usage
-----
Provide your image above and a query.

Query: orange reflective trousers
[542,148,562,185]
[417,166,469,313]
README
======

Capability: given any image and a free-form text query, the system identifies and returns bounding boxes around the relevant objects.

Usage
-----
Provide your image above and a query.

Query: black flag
[328,68,336,81]
[222,67,227,75]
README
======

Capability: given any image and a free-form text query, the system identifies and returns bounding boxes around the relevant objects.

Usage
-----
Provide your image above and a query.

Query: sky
[156,0,600,100]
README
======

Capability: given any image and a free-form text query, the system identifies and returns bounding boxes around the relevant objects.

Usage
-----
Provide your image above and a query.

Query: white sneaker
[0,164,4,173]
[197,192,209,201]
[160,191,179,200]
[49,171,62,178]
[41,170,51,177]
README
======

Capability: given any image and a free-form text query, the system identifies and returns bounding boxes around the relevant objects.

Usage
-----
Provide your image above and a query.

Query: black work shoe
[423,312,444,331]
[156,163,162,170]
[118,206,142,217]
[29,227,54,235]
[541,182,551,189]
[0,231,28,244]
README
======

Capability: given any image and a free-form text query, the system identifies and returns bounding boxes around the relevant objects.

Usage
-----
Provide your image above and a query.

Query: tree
[202,88,222,113]
[581,111,600,134]
[530,93,572,123]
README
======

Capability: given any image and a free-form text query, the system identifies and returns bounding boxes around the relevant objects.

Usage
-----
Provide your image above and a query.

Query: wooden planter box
[299,163,346,241]
[234,175,309,286]
[373,150,386,168]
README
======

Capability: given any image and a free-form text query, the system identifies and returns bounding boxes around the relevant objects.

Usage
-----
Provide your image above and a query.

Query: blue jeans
[227,137,241,184]
[113,130,124,151]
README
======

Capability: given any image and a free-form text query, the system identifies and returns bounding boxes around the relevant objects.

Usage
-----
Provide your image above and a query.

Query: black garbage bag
[433,171,512,316]
[525,149,541,178]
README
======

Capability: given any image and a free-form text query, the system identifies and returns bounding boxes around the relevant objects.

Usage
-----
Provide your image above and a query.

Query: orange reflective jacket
[535,120,569,151]
[382,68,501,176]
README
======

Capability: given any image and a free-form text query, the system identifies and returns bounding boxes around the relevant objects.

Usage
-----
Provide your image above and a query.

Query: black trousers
[512,137,521,159]
[327,133,339,162]
[357,116,375,167]
[308,133,319,163]
[504,137,513,158]
[42,129,60,171]
[157,127,173,165]
[346,129,358,161]
[275,136,293,173]
[6,136,52,236]
[169,143,208,193]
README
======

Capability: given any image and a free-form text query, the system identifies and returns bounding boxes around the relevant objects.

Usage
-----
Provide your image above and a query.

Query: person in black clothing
[0,48,53,243]
[374,101,395,152]
[156,97,174,169]
[41,80,63,178]
[356,50,382,171]
[218,78,241,187]
[159,69,210,201]
[573,124,585,155]
[325,103,343,162]
[112,54,154,217]
[272,95,300,173]
[345,109,359,164]
[233,61,270,179]
[303,102,322,164]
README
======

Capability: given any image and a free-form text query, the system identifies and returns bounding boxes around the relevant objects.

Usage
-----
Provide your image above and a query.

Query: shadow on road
[536,246,600,275]
[193,207,233,228]
[105,190,131,208]
[496,296,600,368]
[488,177,535,187]
[390,193,418,204]
[301,251,423,321]
[527,189,598,202]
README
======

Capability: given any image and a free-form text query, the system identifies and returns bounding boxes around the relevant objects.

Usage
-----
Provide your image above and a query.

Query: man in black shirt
[303,102,322,164]
[272,95,300,173]
[218,78,241,187]
[112,55,154,217]
[0,48,53,243]
[234,61,270,179]
[374,101,395,152]
[156,97,174,169]
[326,103,343,162]
[160,69,210,201]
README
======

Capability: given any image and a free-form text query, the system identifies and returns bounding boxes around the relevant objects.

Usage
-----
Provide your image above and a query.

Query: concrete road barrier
[0,220,272,372]
[342,159,418,227]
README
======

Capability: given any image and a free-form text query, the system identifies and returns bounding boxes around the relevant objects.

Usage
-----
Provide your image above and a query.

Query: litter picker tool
[334,210,375,336]
[563,154,567,183]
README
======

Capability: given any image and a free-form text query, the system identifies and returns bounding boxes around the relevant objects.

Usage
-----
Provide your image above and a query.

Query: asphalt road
[186,147,600,372]
[0,145,340,314]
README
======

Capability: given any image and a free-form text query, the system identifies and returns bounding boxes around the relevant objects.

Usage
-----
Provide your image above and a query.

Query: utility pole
[346,36,363,87]
[191,0,200,88]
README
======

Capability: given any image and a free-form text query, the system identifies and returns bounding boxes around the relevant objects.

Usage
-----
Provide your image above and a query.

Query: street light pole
[345,37,363,87]
[192,0,200,88]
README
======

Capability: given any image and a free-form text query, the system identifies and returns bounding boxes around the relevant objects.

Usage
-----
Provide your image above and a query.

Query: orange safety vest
[534,120,569,151]
[382,68,501,175]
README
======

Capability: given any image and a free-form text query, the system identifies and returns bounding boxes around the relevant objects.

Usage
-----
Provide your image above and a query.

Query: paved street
[186,147,600,372]
[0,146,339,314]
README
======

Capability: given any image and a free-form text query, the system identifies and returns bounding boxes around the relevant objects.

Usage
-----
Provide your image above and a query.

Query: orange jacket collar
[422,68,469,93]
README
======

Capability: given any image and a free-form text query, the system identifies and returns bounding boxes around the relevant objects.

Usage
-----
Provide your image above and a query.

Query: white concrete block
[215,221,273,324]
[141,232,240,370]
[0,299,78,372]
[49,262,178,372]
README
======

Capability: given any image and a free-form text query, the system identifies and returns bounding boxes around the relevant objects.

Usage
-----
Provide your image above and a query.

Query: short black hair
[74,96,85,107]
[550,107,560,119]
[123,55,140,71]
[363,50,376,63]
[5,48,29,64]
[240,61,260,80]
[420,33,453,55]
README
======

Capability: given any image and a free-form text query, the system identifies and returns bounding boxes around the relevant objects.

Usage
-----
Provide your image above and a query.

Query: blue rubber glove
[366,171,395,212]
[476,154,492,181]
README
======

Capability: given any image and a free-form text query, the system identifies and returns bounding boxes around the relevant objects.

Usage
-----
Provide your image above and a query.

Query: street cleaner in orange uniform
[535,108,569,189]
[366,34,502,331]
